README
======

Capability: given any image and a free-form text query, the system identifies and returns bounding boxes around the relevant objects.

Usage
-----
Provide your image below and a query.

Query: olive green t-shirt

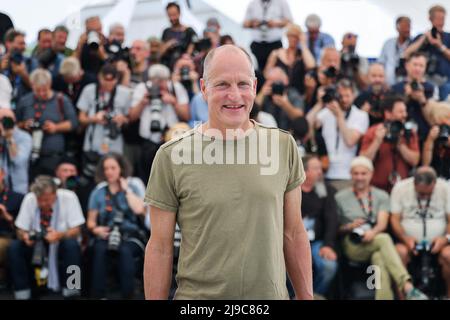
[145,121,305,300]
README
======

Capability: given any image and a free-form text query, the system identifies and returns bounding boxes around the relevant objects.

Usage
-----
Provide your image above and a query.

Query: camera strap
[416,196,432,239]
[335,108,352,152]
[353,188,374,224]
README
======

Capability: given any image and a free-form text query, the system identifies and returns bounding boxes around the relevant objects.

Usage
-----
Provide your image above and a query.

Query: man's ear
[200,78,208,100]
[253,77,258,95]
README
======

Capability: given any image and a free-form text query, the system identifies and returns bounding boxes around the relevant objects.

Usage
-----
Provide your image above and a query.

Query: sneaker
[406,287,429,300]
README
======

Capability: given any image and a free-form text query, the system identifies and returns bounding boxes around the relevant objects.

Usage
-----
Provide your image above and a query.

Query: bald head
[368,63,385,87]
[202,45,255,82]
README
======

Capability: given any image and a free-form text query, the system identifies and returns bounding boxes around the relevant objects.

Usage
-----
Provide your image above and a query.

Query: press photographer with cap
[336,156,427,300]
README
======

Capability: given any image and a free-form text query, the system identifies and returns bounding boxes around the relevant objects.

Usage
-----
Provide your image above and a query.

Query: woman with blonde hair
[264,23,315,94]
[422,101,450,179]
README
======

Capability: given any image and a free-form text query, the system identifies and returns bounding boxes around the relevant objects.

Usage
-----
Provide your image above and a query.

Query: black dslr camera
[384,120,404,144]
[147,83,164,133]
[437,124,449,145]
[323,66,338,79]
[349,222,373,244]
[271,81,286,96]
[108,210,125,251]
[105,40,131,66]
[9,49,24,65]
[104,111,120,140]
[322,86,339,104]
[410,80,422,92]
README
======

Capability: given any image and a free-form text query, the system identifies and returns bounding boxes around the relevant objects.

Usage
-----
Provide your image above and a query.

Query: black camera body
[431,27,438,39]
[104,111,120,140]
[323,66,338,79]
[271,81,286,96]
[29,229,47,242]
[410,80,422,92]
[108,209,125,252]
[29,120,42,131]
[9,50,24,65]
[322,86,339,104]
[384,120,404,144]
[367,92,385,118]
[2,116,15,130]
[106,40,131,66]
[37,48,58,69]
[437,124,449,144]
[193,38,212,53]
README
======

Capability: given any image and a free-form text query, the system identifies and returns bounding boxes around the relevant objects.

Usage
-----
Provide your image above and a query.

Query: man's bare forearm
[144,240,174,300]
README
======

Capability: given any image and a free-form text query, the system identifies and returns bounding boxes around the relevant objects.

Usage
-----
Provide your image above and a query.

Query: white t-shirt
[244,0,293,43]
[317,105,369,180]
[0,74,12,109]
[391,177,450,242]
[132,81,188,144]
[15,189,86,232]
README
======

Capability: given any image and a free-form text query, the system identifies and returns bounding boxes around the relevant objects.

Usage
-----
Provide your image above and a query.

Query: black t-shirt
[354,88,386,126]
[80,44,105,77]
[301,183,338,248]
[0,189,24,237]
[52,73,97,106]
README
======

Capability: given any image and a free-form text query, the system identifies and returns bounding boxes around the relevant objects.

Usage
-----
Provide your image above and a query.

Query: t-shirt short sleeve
[15,193,36,231]
[377,189,391,213]
[77,84,94,113]
[349,109,369,134]
[145,147,179,213]
[62,191,86,229]
[88,186,104,212]
[285,134,305,193]
[390,182,403,214]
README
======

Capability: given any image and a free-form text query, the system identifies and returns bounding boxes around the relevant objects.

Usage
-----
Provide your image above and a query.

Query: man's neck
[354,186,370,196]
[133,60,148,74]
[301,180,315,192]
[397,35,409,44]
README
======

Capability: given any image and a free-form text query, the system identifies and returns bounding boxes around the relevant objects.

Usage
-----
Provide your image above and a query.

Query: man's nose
[226,84,241,101]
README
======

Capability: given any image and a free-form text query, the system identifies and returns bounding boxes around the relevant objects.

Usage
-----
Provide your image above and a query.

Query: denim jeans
[90,239,141,299]
[8,238,82,298]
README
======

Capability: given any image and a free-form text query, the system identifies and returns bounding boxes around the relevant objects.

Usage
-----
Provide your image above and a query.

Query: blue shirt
[189,92,209,128]
[306,32,335,62]
[0,127,32,194]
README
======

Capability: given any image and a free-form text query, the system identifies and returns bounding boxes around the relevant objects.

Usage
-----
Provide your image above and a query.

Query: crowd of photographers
[0,0,449,300]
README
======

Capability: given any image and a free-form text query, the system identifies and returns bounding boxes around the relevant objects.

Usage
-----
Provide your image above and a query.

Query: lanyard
[335,108,352,152]
[416,196,431,239]
[353,188,374,223]
[33,98,46,122]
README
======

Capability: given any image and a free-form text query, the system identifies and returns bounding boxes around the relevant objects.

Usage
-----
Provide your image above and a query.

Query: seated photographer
[53,57,97,106]
[15,68,78,179]
[255,67,304,131]
[308,79,369,191]
[378,16,412,86]
[0,109,31,194]
[300,155,338,298]
[304,47,340,111]
[422,99,450,180]
[336,156,427,300]
[264,23,316,95]
[1,29,36,107]
[354,63,390,125]
[390,167,450,299]
[339,32,369,91]
[9,175,85,300]
[391,52,436,143]
[31,28,64,79]
[129,40,151,88]
[172,53,200,100]
[77,64,131,183]
[87,153,147,299]
[360,95,420,192]
[0,167,24,287]
[403,5,450,101]
[74,16,108,78]
[129,64,189,182]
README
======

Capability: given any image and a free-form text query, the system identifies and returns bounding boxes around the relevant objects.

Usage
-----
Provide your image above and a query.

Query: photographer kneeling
[336,156,427,300]
[8,175,85,299]
[87,153,147,299]
[360,95,420,192]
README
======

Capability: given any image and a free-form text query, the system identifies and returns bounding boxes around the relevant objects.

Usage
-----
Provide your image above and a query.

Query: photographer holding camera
[129,64,189,182]
[9,175,85,299]
[160,2,197,69]
[243,0,293,71]
[404,5,450,101]
[340,32,369,90]
[172,53,200,99]
[360,95,420,192]
[392,52,435,143]
[255,67,304,130]
[16,68,78,179]
[74,16,109,78]
[0,109,31,194]
[354,63,390,125]
[0,29,36,108]
[87,153,146,299]
[308,79,369,191]
[336,156,427,300]
[0,167,24,288]
[422,101,450,179]
[391,167,450,299]
[31,29,64,79]
[379,16,412,86]
[105,23,132,87]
